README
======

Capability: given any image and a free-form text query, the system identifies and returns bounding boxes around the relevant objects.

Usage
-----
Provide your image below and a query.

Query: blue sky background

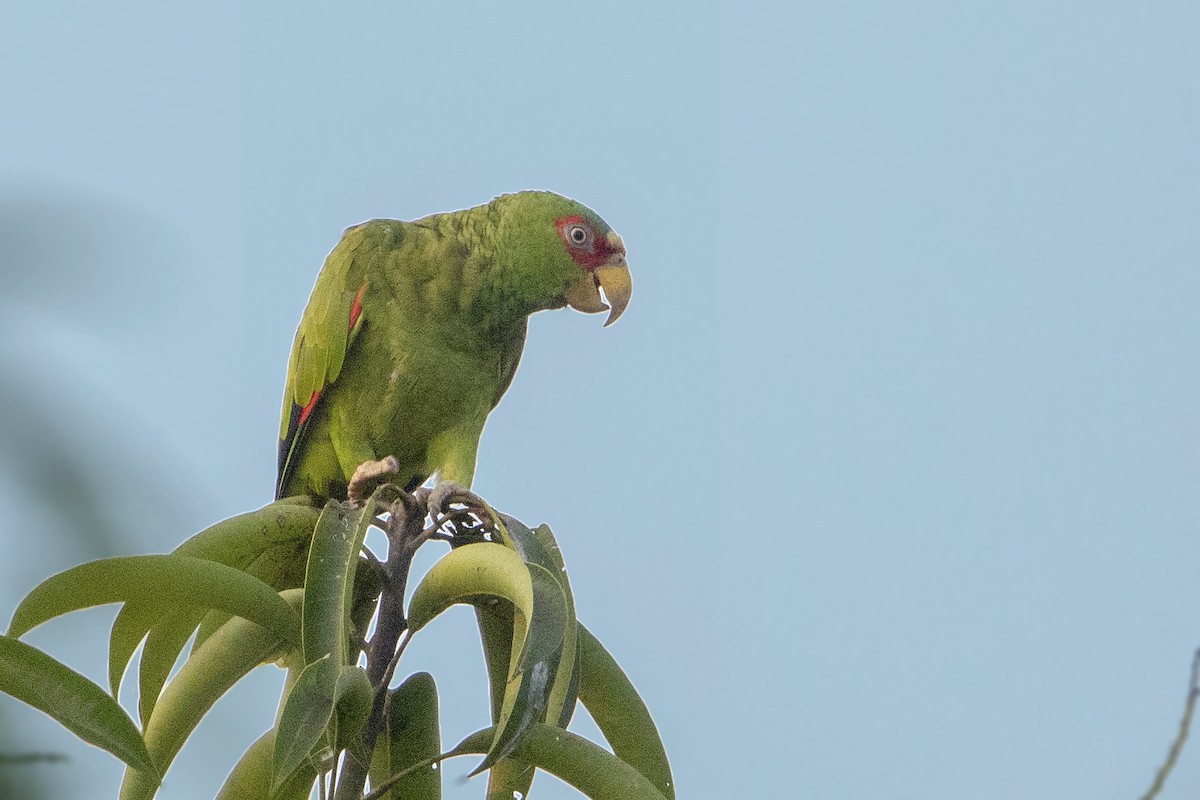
[2,2,1198,798]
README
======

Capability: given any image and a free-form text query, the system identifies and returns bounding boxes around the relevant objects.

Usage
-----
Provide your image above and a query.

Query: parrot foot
[347,456,401,504]
[417,480,469,523]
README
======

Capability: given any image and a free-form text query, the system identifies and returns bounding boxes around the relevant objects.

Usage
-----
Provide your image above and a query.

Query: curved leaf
[216,727,316,800]
[484,517,581,800]
[303,499,378,667]
[578,624,674,800]
[137,607,208,726]
[273,660,371,791]
[0,635,158,780]
[108,601,168,697]
[8,555,301,649]
[501,517,580,726]
[406,543,533,636]
[108,503,316,699]
[191,538,312,655]
[173,501,319,568]
[473,562,569,776]
[117,590,303,800]
[447,724,669,800]
[369,671,441,800]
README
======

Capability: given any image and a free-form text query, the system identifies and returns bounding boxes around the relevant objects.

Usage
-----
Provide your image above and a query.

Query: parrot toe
[424,480,469,522]
[347,456,401,503]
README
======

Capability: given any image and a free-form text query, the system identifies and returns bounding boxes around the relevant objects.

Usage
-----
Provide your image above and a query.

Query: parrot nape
[275,190,632,504]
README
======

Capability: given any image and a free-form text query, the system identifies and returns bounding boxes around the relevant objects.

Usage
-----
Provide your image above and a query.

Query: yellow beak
[563,231,633,327]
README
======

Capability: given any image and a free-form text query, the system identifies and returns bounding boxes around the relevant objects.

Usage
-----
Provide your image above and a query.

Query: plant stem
[333,495,426,800]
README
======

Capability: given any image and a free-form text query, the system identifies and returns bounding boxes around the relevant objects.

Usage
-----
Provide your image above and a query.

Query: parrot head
[492,191,632,326]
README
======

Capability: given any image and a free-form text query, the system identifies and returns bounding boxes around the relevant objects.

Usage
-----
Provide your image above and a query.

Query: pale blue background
[2,2,1198,799]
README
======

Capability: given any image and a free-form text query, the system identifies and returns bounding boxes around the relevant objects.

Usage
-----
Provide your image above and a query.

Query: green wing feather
[276,222,398,498]
[493,320,528,408]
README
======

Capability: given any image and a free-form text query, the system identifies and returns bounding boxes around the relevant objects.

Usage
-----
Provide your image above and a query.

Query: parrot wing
[276,222,391,498]
[492,320,528,409]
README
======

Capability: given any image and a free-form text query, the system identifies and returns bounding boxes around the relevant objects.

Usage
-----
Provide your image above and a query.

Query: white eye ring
[567,224,591,246]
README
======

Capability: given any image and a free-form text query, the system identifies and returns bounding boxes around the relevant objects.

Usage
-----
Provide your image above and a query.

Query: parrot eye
[566,224,592,248]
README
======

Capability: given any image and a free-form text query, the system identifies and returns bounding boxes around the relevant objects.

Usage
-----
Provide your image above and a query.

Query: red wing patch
[276,282,369,498]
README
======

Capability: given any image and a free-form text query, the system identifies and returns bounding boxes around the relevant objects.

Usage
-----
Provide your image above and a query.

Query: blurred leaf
[302,499,378,667]
[216,727,316,800]
[368,671,441,800]
[8,555,301,647]
[577,625,674,800]
[448,724,669,800]
[118,590,303,800]
[0,634,158,780]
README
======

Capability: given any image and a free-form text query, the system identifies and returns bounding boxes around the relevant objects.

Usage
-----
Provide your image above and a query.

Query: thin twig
[1140,648,1200,800]
[331,491,427,800]
[360,750,459,800]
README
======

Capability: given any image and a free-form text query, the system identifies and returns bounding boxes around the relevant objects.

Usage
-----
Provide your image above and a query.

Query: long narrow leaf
[0,635,158,780]
[108,602,168,697]
[302,499,377,667]
[447,724,669,800]
[137,607,208,726]
[8,555,301,649]
[216,728,316,800]
[173,501,319,567]
[369,671,441,800]
[473,562,569,776]
[271,657,338,791]
[406,543,534,636]
[577,625,674,800]
[484,517,581,800]
[118,590,303,800]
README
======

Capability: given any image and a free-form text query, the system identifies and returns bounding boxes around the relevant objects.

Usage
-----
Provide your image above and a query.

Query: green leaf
[302,499,378,667]
[107,503,316,700]
[118,590,303,800]
[369,671,441,800]
[472,562,569,777]
[191,539,313,654]
[484,517,581,800]
[272,660,372,792]
[271,657,337,791]
[448,724,669,800]
[406,543,534,636]
[0,635,158,780]
[137,607,208,727]
[108,601,168,697]
[8,555,301,649]
[578,624,674,800]
[173,500,319,569]
[216,728,316,800]
[502,517,581,726]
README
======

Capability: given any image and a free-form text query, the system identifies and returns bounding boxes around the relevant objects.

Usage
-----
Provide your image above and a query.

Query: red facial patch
[556,215,618,270]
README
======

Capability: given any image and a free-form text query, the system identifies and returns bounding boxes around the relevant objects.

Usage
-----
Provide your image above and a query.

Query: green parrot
[275,190,632,503]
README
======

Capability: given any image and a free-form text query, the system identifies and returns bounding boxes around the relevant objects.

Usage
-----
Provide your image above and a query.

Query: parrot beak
[564,231,633,327]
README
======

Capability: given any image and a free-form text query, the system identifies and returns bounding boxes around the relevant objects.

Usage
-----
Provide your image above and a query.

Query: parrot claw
[422,480,468,523]
[347,456,401,504]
